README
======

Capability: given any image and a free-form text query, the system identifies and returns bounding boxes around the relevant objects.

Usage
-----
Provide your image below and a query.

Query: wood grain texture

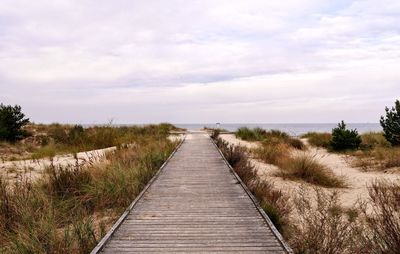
[99,133,290,253]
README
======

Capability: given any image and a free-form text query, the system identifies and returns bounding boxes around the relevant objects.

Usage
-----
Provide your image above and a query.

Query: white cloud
[0,0,399,123]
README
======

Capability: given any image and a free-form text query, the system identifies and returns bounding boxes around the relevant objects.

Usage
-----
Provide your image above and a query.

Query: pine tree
[0,104,30,141]
[380,100,400,146]
[330,121,361,150]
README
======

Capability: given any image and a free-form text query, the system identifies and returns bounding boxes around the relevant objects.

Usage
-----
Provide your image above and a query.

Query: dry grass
[0,125,178,253]
[350,132,400,171]
[277,155,346,188]
[1,123,179,161]
[215,131,400,253]
[301,132,332,148]
[252,142,290,166]
[236,127,305,150]
[289,188,364,254]
[359,180,400,253]
[253,141,345,188]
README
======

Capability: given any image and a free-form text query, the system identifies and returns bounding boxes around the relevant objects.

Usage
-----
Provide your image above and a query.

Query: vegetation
[0,104,30,142]
[301,132,332,148]
[235,127,266,141]
[0,124,178,253]
[278,155,346,188]
[290,188,364,253]
[330,121,361,151]
[0,123,180,161]
[380,99,400,146]
[349,132,400,171]
[251,136,344,188]
[236,127,305,150]
[215,130,400,253]
[360,180,400,253]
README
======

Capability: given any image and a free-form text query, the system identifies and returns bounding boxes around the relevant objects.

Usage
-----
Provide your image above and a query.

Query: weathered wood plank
[94,133,291,253]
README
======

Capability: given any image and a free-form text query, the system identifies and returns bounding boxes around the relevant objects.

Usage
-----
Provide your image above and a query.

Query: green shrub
[330,121,361,151]
[380,99,400,146]
[0,104,30,142]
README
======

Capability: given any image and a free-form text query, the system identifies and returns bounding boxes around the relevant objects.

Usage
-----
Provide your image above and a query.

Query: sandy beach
[220,134,400,208]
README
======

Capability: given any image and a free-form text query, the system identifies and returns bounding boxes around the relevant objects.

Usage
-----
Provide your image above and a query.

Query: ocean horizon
[174,123,382,136]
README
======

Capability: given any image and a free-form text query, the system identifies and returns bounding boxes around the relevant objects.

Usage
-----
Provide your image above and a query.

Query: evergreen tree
[380,100,400,146]
[0,104,30,141]
[330,121,361,150]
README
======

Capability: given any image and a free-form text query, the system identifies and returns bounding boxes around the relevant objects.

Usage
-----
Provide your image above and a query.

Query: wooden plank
[93,133,292,253]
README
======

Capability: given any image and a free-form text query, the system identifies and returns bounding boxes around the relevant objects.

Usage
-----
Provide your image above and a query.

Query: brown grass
[252,142,290,166]
[0,125,177,253]
[289,188,364,254]
[359,180,400,253]
[253,140,345,188]
[215,131,400,253]
[301,132,332,148]
[278,155,346,188]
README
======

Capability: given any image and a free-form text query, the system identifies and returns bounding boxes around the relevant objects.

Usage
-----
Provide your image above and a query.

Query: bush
[330,121,361,151]
[0,104,30,142]
[380,99,400,146]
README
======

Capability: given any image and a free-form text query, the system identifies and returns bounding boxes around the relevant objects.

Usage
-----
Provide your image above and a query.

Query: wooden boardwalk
[93,133,291,253]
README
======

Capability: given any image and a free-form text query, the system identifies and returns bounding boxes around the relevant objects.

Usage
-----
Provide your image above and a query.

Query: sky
[0,0,399,124]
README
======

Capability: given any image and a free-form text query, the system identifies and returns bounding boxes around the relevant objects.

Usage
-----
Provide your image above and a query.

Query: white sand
[220,134,400,208]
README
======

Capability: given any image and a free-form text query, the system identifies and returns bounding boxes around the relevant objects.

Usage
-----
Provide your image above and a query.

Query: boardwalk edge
[90,135,187,254]
[210,136,294,254]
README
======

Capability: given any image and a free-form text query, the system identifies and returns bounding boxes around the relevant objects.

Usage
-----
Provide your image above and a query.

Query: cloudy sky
[0,0,399,124]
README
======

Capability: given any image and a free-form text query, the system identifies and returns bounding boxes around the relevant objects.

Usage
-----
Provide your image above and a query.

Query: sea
[174,123,382,136]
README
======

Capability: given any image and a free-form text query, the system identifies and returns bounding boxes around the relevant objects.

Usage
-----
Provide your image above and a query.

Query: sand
[220,134,400,208]
[1,135,185,181]
[0,146,117,181]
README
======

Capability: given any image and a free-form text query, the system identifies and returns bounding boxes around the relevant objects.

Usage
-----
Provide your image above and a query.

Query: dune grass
[301,132,332,148]
[251,135,345,188]
[1,123,181,161]
[214,130,400,253]
[277,155,346,188]
[347,132,400,171]
[0,124,178,253]
[236,127,305,150]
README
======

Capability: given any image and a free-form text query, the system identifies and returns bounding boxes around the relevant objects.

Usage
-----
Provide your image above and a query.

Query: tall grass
[252,140,345,188]
[350,132,400,171]
[214,130,400,253]
[301,132,332,148]
[278,155,346,188]
[0,124,178,253]
[236,127,305,150]
[235,127,266,141]
[360,180,400,253]
[289,188,363,253]
[4,123,179,161]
